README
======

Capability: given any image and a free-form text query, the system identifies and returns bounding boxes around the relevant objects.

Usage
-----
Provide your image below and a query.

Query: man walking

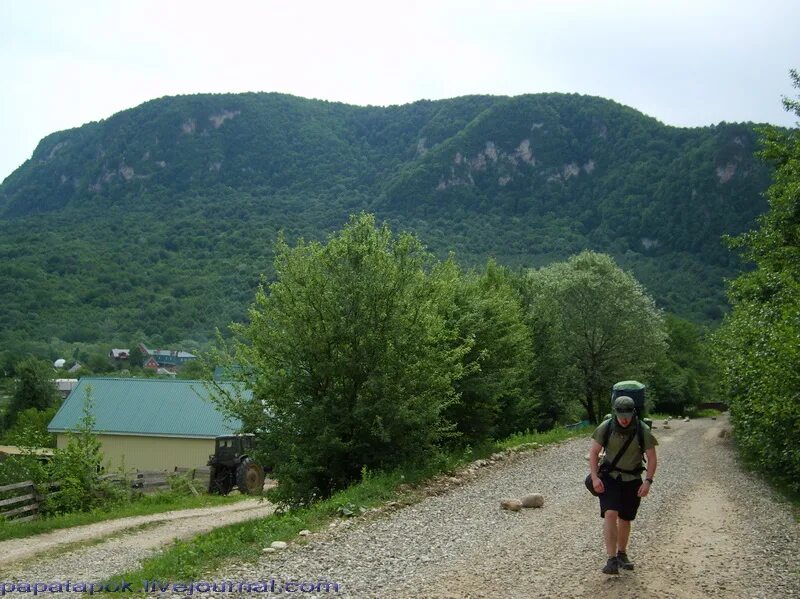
[588,395,658,574]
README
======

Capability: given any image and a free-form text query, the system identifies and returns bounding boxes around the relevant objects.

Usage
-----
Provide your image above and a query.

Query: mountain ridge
[0,91,775,351]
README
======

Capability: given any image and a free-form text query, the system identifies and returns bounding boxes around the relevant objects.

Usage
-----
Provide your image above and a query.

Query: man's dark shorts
[599,475,642,521]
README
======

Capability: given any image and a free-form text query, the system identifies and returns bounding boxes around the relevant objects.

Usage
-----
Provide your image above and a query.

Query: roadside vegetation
[712,70,800,498]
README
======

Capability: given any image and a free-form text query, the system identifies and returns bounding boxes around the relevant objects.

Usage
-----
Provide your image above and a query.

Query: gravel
[2,416,798,599]
[214,416,799,598]
[0,500,274,582]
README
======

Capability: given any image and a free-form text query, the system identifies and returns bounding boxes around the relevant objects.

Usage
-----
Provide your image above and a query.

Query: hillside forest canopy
[0,91,777,363]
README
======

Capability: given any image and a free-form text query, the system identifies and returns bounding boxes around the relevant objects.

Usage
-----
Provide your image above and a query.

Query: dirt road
[0,499,274,580]
[221,416,799,598]
[1,417,798,598]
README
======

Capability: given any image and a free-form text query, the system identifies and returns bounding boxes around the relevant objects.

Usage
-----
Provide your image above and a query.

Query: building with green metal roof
[48,377,248,472]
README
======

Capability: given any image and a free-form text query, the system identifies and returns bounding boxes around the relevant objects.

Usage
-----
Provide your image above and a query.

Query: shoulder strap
[637,420,645,454]
[609,418,646,454]
[602,421,646,476]
[607,429,637,470]
[602,419,613,448]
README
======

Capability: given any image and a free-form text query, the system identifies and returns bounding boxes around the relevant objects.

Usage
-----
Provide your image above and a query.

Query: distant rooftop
[48,377,247,438]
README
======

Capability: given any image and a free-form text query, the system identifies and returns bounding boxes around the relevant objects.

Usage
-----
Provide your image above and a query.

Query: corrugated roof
[48,378,246,438]
[140,344,196,359]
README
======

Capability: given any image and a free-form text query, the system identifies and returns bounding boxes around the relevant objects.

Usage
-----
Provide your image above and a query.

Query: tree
[1,406,59,447]
[713,70,800,493]
[6,357,61,429]
[46,386,125,514]
[176,359,207,380]
[649,315,716,415]
[126,345,145,369]
[443,260,537,442]
[524,251,667,423]
[221,214,467,506]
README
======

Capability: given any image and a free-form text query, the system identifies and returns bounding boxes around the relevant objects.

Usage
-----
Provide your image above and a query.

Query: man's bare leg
[617,517,631,552]
[603,510,619,556]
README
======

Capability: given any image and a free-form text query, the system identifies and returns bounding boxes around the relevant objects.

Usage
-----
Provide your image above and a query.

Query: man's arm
[638,447,657,497]
[589,439,605,493]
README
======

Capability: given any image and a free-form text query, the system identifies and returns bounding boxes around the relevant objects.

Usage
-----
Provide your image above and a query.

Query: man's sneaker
[616,551,634,570]
[602,556,619,575]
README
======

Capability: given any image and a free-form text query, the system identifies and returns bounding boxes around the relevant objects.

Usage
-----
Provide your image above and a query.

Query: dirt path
[0,499,274,579]
[217,416,798,598]
[1,417,798,598]
[387,417,800,599]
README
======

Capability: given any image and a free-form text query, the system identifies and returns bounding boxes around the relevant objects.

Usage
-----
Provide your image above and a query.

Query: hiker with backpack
[588,395,658,575]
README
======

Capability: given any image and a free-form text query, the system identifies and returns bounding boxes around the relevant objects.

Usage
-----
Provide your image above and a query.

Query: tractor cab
[207,434,265,495]
[212,434,254,460]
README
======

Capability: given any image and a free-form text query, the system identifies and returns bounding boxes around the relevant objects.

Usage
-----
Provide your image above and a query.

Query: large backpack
[612,380,647,416]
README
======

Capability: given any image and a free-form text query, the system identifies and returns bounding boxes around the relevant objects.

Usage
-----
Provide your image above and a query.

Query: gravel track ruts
[2,416,798,599]
[0,499,274,579]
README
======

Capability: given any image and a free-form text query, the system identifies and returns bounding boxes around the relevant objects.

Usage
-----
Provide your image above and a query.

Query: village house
[139,344,196,368]
[48,377,246,472]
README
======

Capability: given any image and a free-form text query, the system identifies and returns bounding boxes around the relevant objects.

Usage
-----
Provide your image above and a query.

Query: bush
[713,71,800,494]
[44,386,125,514]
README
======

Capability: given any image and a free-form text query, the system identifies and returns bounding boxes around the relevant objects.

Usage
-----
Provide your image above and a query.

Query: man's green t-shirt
[591,419,658,482]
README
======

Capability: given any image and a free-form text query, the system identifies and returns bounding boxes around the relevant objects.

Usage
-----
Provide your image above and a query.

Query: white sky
[1,0,798,183]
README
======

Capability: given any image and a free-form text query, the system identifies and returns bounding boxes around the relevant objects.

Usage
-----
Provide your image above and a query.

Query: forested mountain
[0,92,774,356]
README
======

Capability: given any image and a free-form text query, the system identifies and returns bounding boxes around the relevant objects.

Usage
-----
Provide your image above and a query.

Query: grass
[0,491,248,542]
[691,408,724,419]
[98,426,591,591]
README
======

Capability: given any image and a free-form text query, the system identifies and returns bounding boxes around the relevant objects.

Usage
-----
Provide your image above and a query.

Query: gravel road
[217,415,799,598]
[1,416,798,599]
[0,499,274,580]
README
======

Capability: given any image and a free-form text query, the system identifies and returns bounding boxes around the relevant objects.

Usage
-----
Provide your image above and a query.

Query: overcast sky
[1,0,798,183]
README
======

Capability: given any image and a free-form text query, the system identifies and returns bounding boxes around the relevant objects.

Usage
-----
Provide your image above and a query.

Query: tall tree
[443,259,537,442]
[524,251,667,423]
[5,357,61,429]
[220,213,467,506]
[649,315,716,415]
[713,70,800,493]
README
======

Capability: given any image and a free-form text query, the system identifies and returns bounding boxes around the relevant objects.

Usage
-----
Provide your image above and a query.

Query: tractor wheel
[210,466,233,495]
[236,458,265,495]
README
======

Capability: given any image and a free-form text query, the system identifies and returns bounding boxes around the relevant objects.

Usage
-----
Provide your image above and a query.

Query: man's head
[613,395,636,427]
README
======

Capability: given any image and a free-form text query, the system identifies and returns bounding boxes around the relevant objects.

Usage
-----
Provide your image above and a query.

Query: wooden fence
[0,480,60,523]
[0,466,211,524]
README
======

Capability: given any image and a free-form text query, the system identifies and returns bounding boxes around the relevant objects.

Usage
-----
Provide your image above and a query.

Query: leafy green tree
[6,358,61,429]
[222,214,467,506]
[2,406,59,447]
[86,352,113,373]
[443,260,537,442]
[126,345,145,369]
[46,386,126,514]
[524,251,667,423]
[176,359,207,380]
[0,408,51,486]
[650,315,716,415]
[713,70,800,493]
